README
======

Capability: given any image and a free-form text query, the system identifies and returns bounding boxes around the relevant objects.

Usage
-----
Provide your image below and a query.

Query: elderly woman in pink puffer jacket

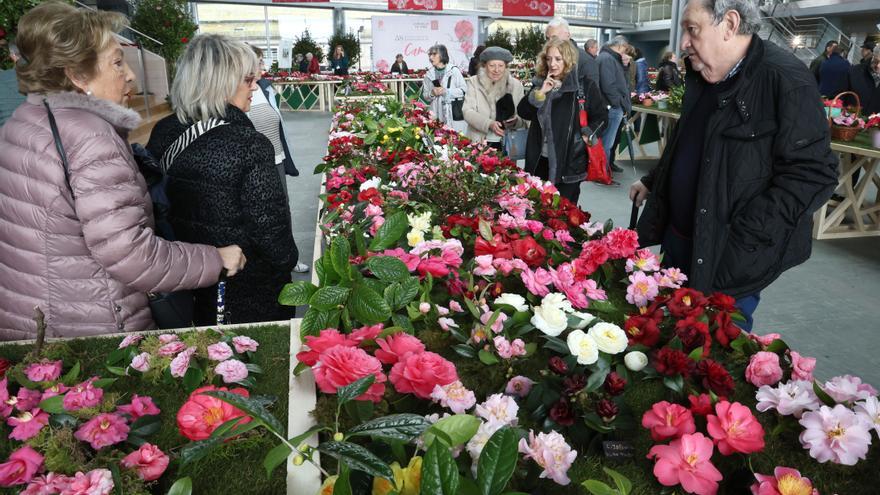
[0,2,246,340]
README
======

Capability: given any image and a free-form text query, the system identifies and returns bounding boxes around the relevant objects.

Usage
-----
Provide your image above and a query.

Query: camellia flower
[15,388,42,412]
[20,473,73,494]
[745,352,784,388]
[566,330,599,365]
[641,401,696,441]
[24,360,62,382]
[63,469,114,495]
[626,271,659,307]
[755,380,821,418]
[40,383,68,402]
[207,342,234,362]
[0,446,43,487]
[822,375,878,404]
[493,293,528,312]
[130,352,151,373]
[587,322,628,355]
[232,335,259,354]
[295,329,357,367]
[120,443,170,481]
[158,334,179,344]
[788,351,816,382]
[390,351,457,400]
[624,351,648,371]
[854,396,880,438]
[624,314,660,347]
[688,394,714,417]
[625,248,661,273]
[518,430,577,485]
[667,288,707,318]
[176,385,251,441]
[475,393,519,426]
[169,346,197,378]
[750,466,817,495]
[466,420,503,462]
[7,409,49,441]
[505,376,535,398]
[117,334,143,349]
[647,433,722,495]
[653,348,692,377]
[531,293,572,337]
[157,341,186,357]
[314,346,387,403]
[214,359,249,384]
[116,394,161,421]
[798,404,873,465]
[74,413,130,450]
[706,401,766,455]
[430,380,475,414]
[375,333,426,365]
[602,227,639,259]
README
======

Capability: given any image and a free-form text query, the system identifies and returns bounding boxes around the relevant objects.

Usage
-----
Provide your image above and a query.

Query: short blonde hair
[171,34,258,123]
[15,1,126,94]
[536,38,577,80]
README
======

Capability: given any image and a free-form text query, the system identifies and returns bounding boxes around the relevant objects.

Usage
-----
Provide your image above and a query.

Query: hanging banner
[502,0,554,16]
[387,0,443,11]
[271,0,329,3]
[371,15,476,72]
[277,38,293,68]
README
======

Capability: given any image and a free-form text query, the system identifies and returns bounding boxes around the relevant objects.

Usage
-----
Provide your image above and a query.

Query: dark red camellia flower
[477,154,500,174]
[596,399,619,422]
[674,317,711,356]
[624,314,660,347]
[688,393,713,416]
[540,191,557,210]
[487,281,504,298]
[547,218,568,232]
[474,234,513,259]
[713,311,742,348]
[708,292,737,312]
[604,372,627,396]
[694,359,735,397]
[326,190,352,209]
[565,205,589,228]
[653,348,692,377]
[357,187,383,206]
[511,237,546,268]
[548,356,569,375]
[0,358,11,378]
[563,374,587,396]
[549,399,576,426]
[667,288,708,318]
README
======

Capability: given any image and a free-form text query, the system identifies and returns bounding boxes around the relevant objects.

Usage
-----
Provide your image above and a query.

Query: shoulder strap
[160,118,229,173]
[576,78,588,128]
[43,99,75,198]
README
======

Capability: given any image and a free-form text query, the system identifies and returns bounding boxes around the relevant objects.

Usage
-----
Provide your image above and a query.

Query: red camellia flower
[176,386,251,441]
[547,218,568,232]
[694,359,735,397]
[357,187,383,206]
[674,317,711,357]
[653,348,692,377]
[548,356,569,375]
[708,292,737,312]
[549,399,575,426]
[511,237,546,267]
[573,240,609,278]
[604,372,627,396]
[713,311,742,348]
[562,374,586,396]
[564,205,589,228]
[688,393,714,416]
[180,37,188,43]
[596,399,619,422]
[314,346,387,403]
[624,314,660,347]
[602,228,639,259]
[474,234,513,259]
[667,288,707,318]
[389,352,457,399]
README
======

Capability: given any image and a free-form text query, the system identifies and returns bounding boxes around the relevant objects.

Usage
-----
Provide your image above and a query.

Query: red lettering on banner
[403,43,428,58]
[502,0,554,16]
[387,0,443,11]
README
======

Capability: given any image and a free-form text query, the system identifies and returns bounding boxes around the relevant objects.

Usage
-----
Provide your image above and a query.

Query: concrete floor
[282,111,880,388]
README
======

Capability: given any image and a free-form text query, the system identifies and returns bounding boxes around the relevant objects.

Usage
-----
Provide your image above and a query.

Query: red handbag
[578,85,612,185]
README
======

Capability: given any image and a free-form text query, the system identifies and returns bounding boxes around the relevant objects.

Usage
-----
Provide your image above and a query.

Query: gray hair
[171,34,258,123]
[697,0,763,35]
[607,35,629,48]
[585,39,598,50]
[546,17,570,35]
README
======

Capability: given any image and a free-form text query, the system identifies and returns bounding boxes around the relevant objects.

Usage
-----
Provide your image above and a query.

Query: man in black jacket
[848,45,880,115]
[546,18,590,82]
[629,0,838,331]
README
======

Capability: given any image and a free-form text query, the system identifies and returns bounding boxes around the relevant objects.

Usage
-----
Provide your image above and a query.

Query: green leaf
[813,380,837,407]
[347,413,430,442]
[92,378,117,389]
[392,313,415,333]
[585,359,611,393]
[300,308,333,337]
[337,374,376,407]
[288,425,328,450]
[203,391,286,437]
[478,349,499,366]
[110,464,123,495]
[588,300,617,313]
[263,442,293,479]
[315,256,328,285]
[309,286,352,311]
[541,335,569,354]
[278,281,319,306]
[476,427,518,495]
[368,211,408,251]
[766,339,789,354]
[384,277,420,310]
[129,414,162,437]
[478,218,493,241]
[452,344,476,359]
[421,439,460,495]
[367,256,410,281]
[61,361,81,385]
[524,342,538,356]
[167,477,193,495]
[581,480,617,495]
[105,365,128,377]
[350,285,392,325]
[333,464,353,495]
[293,361,310,376]
[352,226,367,256]
[330,236,352,280]
[603,467,632,495]
[38,395,65,414]
[583,412,614,433]
[182,367,204,393]
[687,346,704,362]
[424,414,481,448]
[662,375,684,394]
[344,399,374,423]
[317,441,394,480]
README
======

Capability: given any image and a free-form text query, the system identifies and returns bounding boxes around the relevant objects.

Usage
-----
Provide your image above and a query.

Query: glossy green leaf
[476,427,518,495]
[766,339,789,354]
[581,480,617,495]
[347,413,430,442]
[662,375,684,394]
[92,378,117,389]
[337,374,376,407]
[182,367,204,393]
[263,442,293,479]
[61,361,81,385]
[368,211,408,251]
[603,466,632,495]
[203,391,285,437]
[129,414,162,437]
[421,439,459,495]
[167,477,192,495]
[423,414,481,448]
[350,285,392,325]
[367,256,410,281]
[333,464,353,495]
[309,286,352,311]
[317,441,394,480]
[288,424,328,450]
[384,277,420,310]
[330,236,352,280]
[38,395,64,414]
[687,346,704,362]
[478,349,499,366]
[278,281,318,306]
[813,380,837,407]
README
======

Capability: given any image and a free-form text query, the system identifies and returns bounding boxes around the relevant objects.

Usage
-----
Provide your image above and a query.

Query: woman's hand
[490,121,505,136]
[432,87,446,97]
[540,77,556,94]
[217,245,246,277]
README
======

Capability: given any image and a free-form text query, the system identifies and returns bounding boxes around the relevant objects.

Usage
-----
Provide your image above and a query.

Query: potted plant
[830,112,865,142]
[639,92,654,107]
[865,113,880,148]
[652,91,670,110]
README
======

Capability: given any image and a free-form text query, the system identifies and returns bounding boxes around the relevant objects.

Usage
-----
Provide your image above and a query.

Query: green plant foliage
[513,25,545,63]
[0,0,45,70]
[130,0,197,72]
[328,30,360,67]
[485,27,514,53]
[293,29,324,66]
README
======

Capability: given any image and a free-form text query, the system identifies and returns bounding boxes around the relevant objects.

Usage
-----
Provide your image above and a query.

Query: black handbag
[447,71,465,121]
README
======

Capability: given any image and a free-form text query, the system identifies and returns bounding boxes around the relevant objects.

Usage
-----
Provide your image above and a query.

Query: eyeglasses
[244,74,257,85]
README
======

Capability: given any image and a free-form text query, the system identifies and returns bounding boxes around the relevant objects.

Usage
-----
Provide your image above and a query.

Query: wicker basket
[829,91,862,142]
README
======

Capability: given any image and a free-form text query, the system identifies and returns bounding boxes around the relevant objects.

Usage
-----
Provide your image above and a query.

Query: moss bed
[0,324,291,495]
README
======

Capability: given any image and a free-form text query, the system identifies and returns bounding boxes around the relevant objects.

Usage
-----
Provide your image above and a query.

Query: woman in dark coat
[518,38,608,204]
[655,51,683,91]
[147,34,297,325]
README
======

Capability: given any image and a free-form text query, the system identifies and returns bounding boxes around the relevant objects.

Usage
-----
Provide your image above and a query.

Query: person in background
[298,53,308,73]
[517,38,607,204]
[597,35,631,173]
[0,3,245,339]
[390,53,409,74]
[147,34,297,326]
[462,46,525,150]
[818,44,850,97]
[582,39,601,84]
[634,47,650,94]
[655,51,683,91]
[306,52,319,74]
[247,45,309,274]
[0,43,26,127]
[469,45,486,76]
[858,39,876,67]
[809,40,837,83]
[546,17,590,82]
[848,45,880,116]
[422,44,467,133]
[330,45,349,76]
[629,0,837,332]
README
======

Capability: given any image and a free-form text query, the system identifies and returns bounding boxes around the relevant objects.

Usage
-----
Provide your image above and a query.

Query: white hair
[546,17,570,35]
[696,0,763,35]
[171,34,258,123]
[607,35,629,48]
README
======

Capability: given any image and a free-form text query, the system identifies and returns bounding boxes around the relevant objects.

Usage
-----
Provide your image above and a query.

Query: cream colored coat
[462,69,526,142]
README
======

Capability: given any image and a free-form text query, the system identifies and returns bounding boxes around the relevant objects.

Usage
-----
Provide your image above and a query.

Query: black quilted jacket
[147,105,297,325]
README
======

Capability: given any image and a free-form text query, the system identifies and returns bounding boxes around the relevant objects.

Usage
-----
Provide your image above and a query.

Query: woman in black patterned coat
[147,34,297,325]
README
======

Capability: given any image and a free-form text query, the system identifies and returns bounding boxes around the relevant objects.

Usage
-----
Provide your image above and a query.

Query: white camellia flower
[567,330,599,365]
[570,311,596,329]
[407,230,425,247]
[494,293,528,312]
[587,322,629,355]
[541,292,574,313]
[407,211,432,233]
[359,177,381,191]
[624,351,648,371]
[530,293,573,337]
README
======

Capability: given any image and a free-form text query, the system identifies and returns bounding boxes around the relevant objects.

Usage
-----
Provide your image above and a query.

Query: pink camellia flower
[74,413,130,450]
[389,352,458,399]
[158,334,179,344]
[751,333,782,348]
[214,359,248,384]
[854,396,880,437]
[313,346,386,403]
[41,383,68,402]
[625,248,661,273]
[295,329,356,367]
[750,466,816,495]
[157,341,187,357]
[521,268,553,297]
[706,401,766,455]
[626,271,660,307]
[116,395,161,421]
[176,386,251,441]
[207,342,234,362]
[449,301,464,313]
[62,469,114,495]
[24,361,62,383]
[476,393,520,426]
[375,333,425,365]
[505,376,535,398]
[437,317,458,331]
[130,353,151,373]
[745,352,784,387]
[518,430,577,485]
[755,380,821,418]
[348,324,383,344]
[603,228,639,259]
[21,473,72,494]
[0,378,12,418]
[430,380,476,414]
[822,375,878,404]
[647,432,723,495]
[641,401,696,442]
[0,446,43,487]
[15,388,43,412]
[169,347,196,378]
[120,443,170,481]
[117,334,143,349]
[799,404,873,465]
[789,351,816,382]
[473,254,496,277]
[7,409,49,441]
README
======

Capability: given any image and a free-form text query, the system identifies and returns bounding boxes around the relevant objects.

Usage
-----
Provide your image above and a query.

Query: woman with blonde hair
[147,34,298,325]
[0,2,245,340]
[517,38,608,203]
[462,46,526,152]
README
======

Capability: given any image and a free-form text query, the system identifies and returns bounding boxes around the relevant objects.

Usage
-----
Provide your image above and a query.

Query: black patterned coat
[147,105,297,325]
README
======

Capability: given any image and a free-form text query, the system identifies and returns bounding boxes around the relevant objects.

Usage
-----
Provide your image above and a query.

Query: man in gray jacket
[582,39,601,84]
[597,35,631,172]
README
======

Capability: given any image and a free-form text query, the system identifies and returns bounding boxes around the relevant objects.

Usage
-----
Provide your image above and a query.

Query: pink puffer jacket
[0,92,223,340]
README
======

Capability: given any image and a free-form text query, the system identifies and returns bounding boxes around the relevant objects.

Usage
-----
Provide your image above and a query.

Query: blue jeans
[735,293,761,333]
[602,106,625,165]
